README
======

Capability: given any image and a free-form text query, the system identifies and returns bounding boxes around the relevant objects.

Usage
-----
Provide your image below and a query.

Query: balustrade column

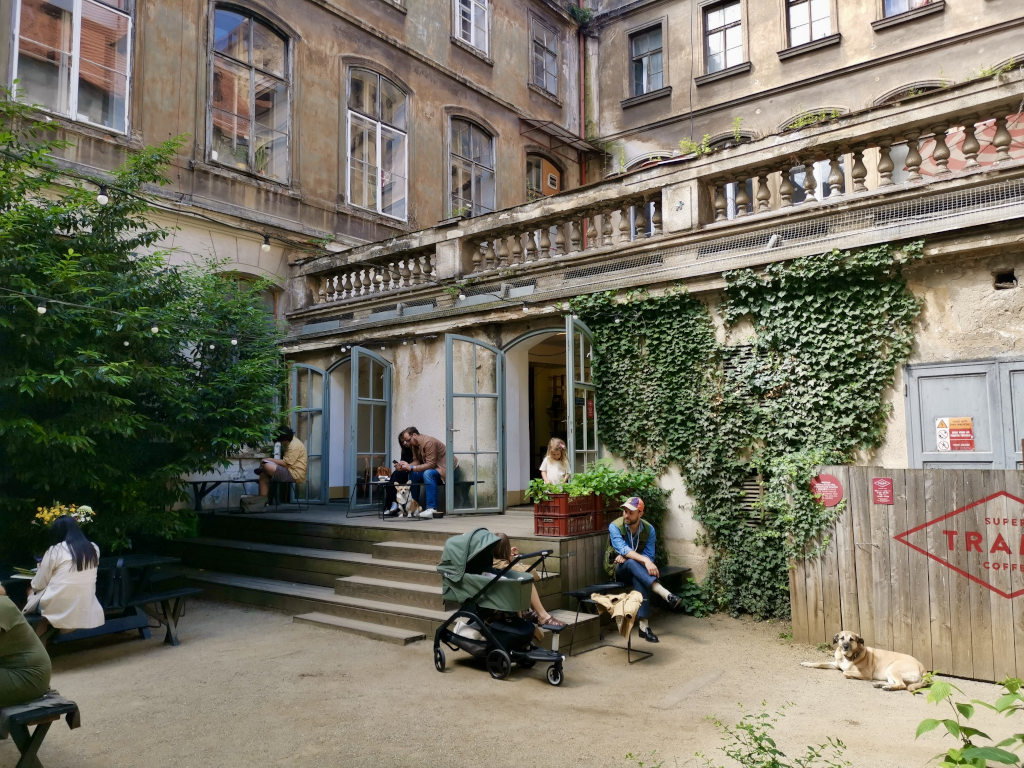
[618,206,631,242]
[539,227,551,259]
[992,115,1012,163]
[510,233,523,265]
[755,170,771,213]
[961,116,980,168]
[827,157,844,198]
[734,180,750,216]
[634,202,648,237]
[713,183,728,220]
[650,200,662,235]
[930,124,951,174]
[877,140,894,187]
[586,213,598,250]
[601,210,614,246]
[903,133,923,182]
[851,149,867,193]
[523,230,536,263]
[554,222,566,255]
[801,161,818,203]
[779,168,795,207]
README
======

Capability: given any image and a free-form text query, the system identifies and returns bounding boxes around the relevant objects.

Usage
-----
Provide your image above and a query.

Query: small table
[186,478,259,512]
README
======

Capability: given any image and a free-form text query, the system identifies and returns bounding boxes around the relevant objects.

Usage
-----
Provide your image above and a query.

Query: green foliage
[679,576,714,618]
[570,243,922,618]
[567,4,594,25]
[785,109,840,131]
[679,133,713,157]
[0,95,286,561]
[526,478,561,502]
[732,116,744,143]
[699,702,851,768]
[917,677,1024,766]
[624,750,664,768]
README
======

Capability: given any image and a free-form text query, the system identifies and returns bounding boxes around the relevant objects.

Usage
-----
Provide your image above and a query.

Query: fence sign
[872,477,894,505]
[810,473,843,507]
[936,416,975,452]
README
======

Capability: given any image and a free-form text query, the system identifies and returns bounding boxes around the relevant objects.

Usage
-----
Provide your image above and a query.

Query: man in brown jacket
[396,426,449,518]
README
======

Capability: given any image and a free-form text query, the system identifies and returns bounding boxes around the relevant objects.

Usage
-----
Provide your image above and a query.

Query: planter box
[594,507,620,532]
[533,493,595,536]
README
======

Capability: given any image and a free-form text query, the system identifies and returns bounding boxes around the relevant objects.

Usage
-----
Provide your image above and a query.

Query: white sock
[639,618,649,632]
[652,582,672,601]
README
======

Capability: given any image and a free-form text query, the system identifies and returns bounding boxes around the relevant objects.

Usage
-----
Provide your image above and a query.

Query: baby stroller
[434,528,565,686]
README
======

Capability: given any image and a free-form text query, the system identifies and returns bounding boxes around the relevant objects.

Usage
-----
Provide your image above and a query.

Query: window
[526,154,560,201]
[347,69,408,220]
[454,0,488,54]
[209,7,290,182]
[629,26,663,96]
[13,0,132,132]
[884,0,933,16]
[704,1,743,74]
[449,118,494,217]
[787,0,830,47]
[531,18,559,96]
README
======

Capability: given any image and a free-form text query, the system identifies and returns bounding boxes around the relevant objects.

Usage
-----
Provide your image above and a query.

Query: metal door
[446,334,503,513]
[290,365,326,502]
[348,348,392,512]
[999,361,1024,469]
[566,315,599,473]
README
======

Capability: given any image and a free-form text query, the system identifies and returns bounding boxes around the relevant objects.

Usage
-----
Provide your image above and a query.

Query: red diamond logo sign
[894,491,1024,599]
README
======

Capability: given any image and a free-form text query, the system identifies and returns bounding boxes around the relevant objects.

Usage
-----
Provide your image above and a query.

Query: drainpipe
[577,0,588,248]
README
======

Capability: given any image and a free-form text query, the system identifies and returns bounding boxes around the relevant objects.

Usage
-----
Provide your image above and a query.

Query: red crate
[533,493,593,518]
[534,511,594,537]
[594,507,621,532]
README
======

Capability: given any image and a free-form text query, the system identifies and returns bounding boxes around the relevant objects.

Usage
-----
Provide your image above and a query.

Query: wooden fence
[791,466,1024,682]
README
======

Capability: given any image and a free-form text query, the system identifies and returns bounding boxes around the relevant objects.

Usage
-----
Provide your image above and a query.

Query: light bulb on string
[261,235,271,253]
[231,338,238,346]
[96,186,109,206]
[150,325,159,334]
[36,304,47,315]
[209,343,216,350]
[402,339,408,345]
[123,340,130,347]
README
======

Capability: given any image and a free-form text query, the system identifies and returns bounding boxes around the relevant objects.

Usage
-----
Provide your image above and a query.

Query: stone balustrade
[311,249,436,305]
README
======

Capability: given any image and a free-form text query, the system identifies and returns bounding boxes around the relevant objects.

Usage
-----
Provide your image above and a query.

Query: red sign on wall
[810,474,843,507]
[872,477,894,505]
[587,399,594,419]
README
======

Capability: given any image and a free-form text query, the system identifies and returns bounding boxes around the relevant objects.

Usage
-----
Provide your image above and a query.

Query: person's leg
[615,559,655,618]
[34,615,51,638]
[423,469,441,510]
[530,584,566,628]
[408,470,424,504]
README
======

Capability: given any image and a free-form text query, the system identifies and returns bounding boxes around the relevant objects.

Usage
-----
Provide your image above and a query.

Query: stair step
[293,612,425,645]
[373,540,445,565]
[335,575,443,609]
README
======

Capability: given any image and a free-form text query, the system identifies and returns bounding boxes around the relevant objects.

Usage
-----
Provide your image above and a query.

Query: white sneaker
[418,508,436,519]
[389,502,399,512]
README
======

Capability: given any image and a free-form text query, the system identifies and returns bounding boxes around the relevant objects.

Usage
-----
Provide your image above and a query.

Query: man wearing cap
[254,426,308,504]
[608,496,683,643]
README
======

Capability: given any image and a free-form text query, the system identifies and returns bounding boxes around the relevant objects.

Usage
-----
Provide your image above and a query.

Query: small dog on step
[394,484,422,517]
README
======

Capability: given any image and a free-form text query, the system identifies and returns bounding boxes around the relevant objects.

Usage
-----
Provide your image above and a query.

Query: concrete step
[293,612,425,645]
[334,575,444,609]
[373,540,445,565]
[186,569,449,635]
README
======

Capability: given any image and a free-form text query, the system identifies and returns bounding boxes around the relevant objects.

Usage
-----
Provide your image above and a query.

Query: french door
[566,315,599,472]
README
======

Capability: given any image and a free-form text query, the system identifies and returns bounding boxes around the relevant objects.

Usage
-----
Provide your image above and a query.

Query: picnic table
[185,477,259,512]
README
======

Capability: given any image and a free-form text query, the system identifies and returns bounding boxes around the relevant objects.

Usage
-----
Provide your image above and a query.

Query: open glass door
[348,348,392,513]
[446,334,503,513]
[290,364,326,503]
[566,316,599,473]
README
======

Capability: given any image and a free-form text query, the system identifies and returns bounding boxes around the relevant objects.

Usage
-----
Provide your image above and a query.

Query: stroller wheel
[486,649,512,680]
[434,645,446,672]
[546,664,564,686]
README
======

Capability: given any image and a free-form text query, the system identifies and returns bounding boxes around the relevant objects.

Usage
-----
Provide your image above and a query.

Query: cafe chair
[269,477,308,512]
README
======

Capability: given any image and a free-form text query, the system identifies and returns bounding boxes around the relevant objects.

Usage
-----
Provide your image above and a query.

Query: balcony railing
[296,72,1024,317]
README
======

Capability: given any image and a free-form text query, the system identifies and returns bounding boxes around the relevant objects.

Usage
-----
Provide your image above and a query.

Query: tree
[0,94,285,561]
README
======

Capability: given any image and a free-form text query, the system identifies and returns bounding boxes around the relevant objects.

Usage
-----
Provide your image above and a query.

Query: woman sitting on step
[0,586,51,707]
[492,533,566,630]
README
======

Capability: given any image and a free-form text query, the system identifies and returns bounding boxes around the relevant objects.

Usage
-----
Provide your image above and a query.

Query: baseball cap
[621,496,645,513]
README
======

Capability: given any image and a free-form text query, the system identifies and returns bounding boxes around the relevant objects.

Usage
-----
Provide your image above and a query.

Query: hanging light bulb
[150,325,159,334]
[96,186,109,206]
[522,304,529,312]
[402,339,408,345]
[36,304,47,315]
[209,343,216,350]
[380,345,386,351]
[261,235,271,252]
[123,340,130,347]
[231,338,238,346]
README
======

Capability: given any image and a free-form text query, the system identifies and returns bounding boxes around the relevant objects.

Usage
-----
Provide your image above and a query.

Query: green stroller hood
[436,528,532,612]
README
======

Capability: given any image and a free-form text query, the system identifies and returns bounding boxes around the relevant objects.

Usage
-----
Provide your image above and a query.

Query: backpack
[604,516,653,578]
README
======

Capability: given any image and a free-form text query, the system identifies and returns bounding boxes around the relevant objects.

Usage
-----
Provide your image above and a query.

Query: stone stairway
[172,514,600,649]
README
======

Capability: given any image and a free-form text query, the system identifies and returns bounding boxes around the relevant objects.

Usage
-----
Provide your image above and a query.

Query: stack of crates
[533,493,595,536]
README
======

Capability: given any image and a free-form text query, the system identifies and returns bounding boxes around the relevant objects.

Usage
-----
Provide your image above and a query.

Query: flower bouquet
[33,502,96,528]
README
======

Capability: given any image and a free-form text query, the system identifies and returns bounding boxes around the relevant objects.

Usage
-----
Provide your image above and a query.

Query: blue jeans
[615,559,656,618]
[409,469,442,510]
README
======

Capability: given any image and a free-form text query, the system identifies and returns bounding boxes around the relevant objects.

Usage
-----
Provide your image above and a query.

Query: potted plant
[527,478,594,536]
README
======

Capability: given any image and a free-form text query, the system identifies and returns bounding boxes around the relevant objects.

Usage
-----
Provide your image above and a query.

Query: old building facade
[6,0,1024,574]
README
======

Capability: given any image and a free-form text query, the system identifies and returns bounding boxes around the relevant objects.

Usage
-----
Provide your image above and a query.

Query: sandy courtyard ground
[2,599,1010,768]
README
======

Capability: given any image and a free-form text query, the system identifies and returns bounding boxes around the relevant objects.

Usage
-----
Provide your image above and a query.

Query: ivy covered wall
[570,242,923,619]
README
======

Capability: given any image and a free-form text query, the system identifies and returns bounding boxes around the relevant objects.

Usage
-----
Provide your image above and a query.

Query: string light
[150,325,159,334]
[96,186,109,206]
[209,343,216,350]
[36,304,47,315]
[458,292,466,301]
[231,338,238,346]
[123,340,130,347]
[261,235,271,252]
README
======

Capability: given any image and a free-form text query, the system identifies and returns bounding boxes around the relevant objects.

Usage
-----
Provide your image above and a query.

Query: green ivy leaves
[571,242,923,619]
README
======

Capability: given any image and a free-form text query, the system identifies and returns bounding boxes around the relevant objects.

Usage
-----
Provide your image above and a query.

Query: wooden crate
[534,511,594,537]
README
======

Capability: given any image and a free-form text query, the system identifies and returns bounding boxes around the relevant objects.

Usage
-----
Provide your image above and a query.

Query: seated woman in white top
[539,437,570,484]
[24,516,105,637]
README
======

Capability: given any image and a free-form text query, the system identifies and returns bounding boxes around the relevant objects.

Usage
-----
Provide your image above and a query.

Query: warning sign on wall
[936,417,975,452]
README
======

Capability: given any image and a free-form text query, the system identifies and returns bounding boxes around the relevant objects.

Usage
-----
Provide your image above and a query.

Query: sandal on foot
[540,616,566,630]
[522,610,540,624]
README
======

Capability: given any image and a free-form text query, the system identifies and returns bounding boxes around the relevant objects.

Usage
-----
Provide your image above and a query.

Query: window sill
[192,159,298,197]
[528,82,563,107]
[694,61,752,87]
[620,86,672,109]
[338,200,412,229]
[872,0,944,31]
[778,33,842,61]
[450,35,493,65]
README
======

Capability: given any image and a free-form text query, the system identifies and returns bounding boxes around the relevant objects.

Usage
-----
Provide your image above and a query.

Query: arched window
[526,154,561,201]
[209,6,290,182]
[449,118,494,217]
[347,68,408,221]
[13,0,133,132]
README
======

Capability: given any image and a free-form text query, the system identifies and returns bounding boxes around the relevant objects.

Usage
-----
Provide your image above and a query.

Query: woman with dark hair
[0,585,51,706]
[23,516,105,637]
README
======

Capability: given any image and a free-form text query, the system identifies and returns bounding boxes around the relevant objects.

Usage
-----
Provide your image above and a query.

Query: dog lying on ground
[801,630,928,692]
[394,484,421,517]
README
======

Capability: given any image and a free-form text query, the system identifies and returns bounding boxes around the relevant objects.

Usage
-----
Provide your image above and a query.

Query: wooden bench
[0,692,80,768]
[125,586,203,646]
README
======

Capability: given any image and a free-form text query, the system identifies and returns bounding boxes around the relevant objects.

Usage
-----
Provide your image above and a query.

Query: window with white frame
[884,0,933,17]
[787,0,831,47]
[209,6,290,182]
[449,118,494,217]
[629,25,663,96]
[454,0,488,54]
[704,1,743,74]
[347,68,408,220]
[531,17,559,96]
[13,0,132,133]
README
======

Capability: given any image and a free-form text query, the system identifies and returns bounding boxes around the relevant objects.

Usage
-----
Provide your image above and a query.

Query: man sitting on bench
[395,426,452,519]
[0,586,50,707]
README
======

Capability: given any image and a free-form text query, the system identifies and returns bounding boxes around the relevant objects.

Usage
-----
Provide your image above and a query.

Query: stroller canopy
[437,528,532,612]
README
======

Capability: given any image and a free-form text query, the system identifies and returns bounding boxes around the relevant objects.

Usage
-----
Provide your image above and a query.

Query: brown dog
[801,630,928,692]
[394,484,421,518]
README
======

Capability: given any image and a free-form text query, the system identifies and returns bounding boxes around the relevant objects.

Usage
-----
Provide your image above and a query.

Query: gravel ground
[3,599,1009,768]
